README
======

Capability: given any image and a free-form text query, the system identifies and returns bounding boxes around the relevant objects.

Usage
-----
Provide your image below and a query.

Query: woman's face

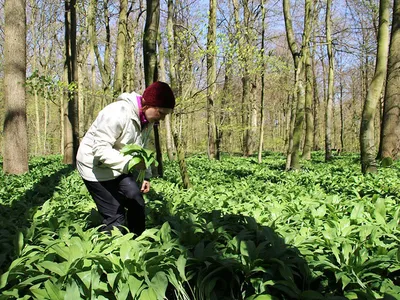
[144,107,173,123]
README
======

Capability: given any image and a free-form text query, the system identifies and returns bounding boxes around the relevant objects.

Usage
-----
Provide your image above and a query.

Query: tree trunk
[325,0,334,162]
[360,0,390,173]
[143,0,163,177]
[312,45,320,151]
[143,0,159,85]
[63,0,79,167]
[173,132,191,189]
[92,0,112,104]
[339,82,344,151]
[206,0,217,159]
[380,0,400,165]
[3,0,29,174]
[113,0,128,96]
[283,0,312,169]
[302,44,313,160]
[258,0,266,164]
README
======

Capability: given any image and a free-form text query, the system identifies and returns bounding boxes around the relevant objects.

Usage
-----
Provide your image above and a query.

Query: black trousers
[83,174,145,235]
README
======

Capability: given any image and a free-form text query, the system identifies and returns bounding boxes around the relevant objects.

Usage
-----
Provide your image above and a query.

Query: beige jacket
[76,92,152,181]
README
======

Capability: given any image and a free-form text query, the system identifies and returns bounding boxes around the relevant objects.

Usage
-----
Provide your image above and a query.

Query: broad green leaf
[44,280,64,300]
[375,198,386,224]
[39,261,67,277]
[140,287,158,300]
[149,271,168,299]
[176,255,187,281]
[350,203,364,220]
[127,275,144,298]
[128,157,142,172]
[116,279,130,300]
[30,284,50,299]
[120,241,132,262]
[159,222,171,243]
[240,240,256,262]
[0,271,9,289]
[342,242,352,265]
[51,244,69,261]
[65,279,81,300]
[77,271,91,290]
[107,273,119,290]
[314,205,326,218]
[120,144,143,155]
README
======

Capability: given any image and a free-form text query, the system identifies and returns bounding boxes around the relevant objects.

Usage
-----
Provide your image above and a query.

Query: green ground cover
[0,153,399,299]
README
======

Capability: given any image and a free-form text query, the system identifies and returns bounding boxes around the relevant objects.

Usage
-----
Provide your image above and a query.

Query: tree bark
[206,0,217,159]
[258,0,266,164]
[302,43,313,160]
[143,0,163,177]
[360,0,390,173]
[92,0,112,104]
[143,0,159,85]
[3,0,29,174]
[63,0,79,167]
[113,0,128,96]
[325,0,334,162]
[283,0,312,169]
[380,0,400,165]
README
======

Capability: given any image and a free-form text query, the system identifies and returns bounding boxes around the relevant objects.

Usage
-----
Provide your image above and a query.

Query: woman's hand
[141,180,150,193]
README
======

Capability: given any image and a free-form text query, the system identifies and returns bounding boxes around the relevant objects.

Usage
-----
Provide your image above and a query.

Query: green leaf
[0,271,9,289]
[127,275,144,298]
[159,222,171,243]
[107,273,119,290]
[44,280,64,300]
[149,271,168,299]
[350,203,364,220]
[39,261,67,277]
[251,295,276,300]
[121,144,144,155]
[375,198,386,224]
[30,284,50,299]
[77,271,91,290]
[240,240,256,262]
[176,255,187,281]
[65,279,81,300]
[140,287,158,300]
[120,242,132,262]
[128,157,142,172]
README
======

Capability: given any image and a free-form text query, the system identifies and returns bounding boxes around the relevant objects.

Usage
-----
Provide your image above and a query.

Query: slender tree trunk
[339,82,344,151]
[312,53,320,150]
[206,0,217,159]
[143,0,163,177]
[360,0,390,173]
[258,0,266,164]
[173,132,191,189]
[325,0,334,162]
[113,0,128,95]
[143,0,159,85]
[3,0,28,174]
[302,45,313,160]
[92,0,112,104]
[380,0,400,165]
[64,0,79,166]
[283,0,312,169]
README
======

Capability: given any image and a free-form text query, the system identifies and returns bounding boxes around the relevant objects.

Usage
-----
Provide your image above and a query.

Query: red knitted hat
[142,81,175,109]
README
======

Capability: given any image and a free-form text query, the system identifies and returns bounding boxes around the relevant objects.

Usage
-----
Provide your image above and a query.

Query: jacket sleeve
[92,105,132,174]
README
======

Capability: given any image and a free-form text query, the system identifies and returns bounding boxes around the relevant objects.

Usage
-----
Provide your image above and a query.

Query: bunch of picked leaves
[120,144,158,181]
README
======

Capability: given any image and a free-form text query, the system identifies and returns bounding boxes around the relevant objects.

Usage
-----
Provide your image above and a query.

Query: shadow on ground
[0,162,74,274]
[144,189,325,300]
